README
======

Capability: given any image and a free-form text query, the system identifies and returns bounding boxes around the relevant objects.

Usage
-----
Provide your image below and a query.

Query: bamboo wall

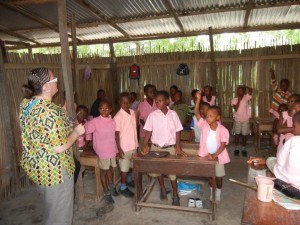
[1,44,300,200]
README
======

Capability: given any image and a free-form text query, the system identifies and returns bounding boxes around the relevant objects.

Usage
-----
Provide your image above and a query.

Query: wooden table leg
[211,177,216,221]
[95,166,101,201]
[134,171,143,212]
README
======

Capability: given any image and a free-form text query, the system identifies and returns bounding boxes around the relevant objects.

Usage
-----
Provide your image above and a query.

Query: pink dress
[196,118,230,165]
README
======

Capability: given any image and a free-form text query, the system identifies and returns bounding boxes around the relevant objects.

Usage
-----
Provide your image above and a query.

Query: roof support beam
[5,0,56,5]
[6,23,300,50]
[243,0,255,28]
[0,27,40,45]
[162,0,185,34]
[0,2,83,42]
[74,0,131,38]
[4,40,31,47]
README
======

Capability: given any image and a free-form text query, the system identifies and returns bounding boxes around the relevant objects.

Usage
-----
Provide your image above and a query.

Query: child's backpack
[176,63,189,76]
[129,64,140,80]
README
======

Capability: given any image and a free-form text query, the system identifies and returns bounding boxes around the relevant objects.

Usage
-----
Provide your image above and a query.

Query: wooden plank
[0,41,20,197]
[137,202,212,214]
[7,0,56,5]
[4,63,111,69]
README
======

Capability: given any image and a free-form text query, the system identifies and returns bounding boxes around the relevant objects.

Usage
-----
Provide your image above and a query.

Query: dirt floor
[0,138,271,225]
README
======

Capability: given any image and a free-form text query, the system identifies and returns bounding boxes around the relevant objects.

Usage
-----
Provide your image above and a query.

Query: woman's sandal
[172,196,180,206]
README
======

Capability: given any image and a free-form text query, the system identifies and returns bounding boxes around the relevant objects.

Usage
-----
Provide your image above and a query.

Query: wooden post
[71,13,79,104]
[57,0,84,209]
[109,42,119,109]
[208,27,217,89]
[0,40,20,198]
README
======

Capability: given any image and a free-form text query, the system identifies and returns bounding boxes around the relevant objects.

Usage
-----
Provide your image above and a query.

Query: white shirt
[206,129,218,154]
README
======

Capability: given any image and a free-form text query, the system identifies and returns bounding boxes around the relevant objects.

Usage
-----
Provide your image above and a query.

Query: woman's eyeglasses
[46,77,58,84]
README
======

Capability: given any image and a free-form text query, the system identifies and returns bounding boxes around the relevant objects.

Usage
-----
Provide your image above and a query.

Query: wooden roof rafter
[162,0,185,34]
[0,2,83,42]
[0,26,40,45]
[243,0,255,28]
[74,0,131,38]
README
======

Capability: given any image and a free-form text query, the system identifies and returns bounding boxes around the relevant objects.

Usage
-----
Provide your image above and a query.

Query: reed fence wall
[1,44,300,200]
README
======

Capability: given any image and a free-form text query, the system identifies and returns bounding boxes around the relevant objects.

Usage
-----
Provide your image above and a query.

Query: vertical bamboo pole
[209,27,217,91]
[57,0,84,209]
[109,42,119,109]
[71,14,79,104]
[0,41,20,198]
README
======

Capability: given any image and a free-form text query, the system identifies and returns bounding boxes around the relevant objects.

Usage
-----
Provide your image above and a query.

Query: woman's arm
[53,124,85,154]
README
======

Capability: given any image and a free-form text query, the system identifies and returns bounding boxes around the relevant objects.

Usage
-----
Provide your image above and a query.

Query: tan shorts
[148,145,176,181]
[98,157,117,170]
[119,149,136,173]
[216,163,225,177]
[233,121,250,136]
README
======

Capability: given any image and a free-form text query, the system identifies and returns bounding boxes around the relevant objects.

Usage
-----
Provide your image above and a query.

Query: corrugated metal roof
[76,25,124,40]
[249,5,300,26]
[180,10,246,31]
[0,0,299,46]
[117,18,180,36]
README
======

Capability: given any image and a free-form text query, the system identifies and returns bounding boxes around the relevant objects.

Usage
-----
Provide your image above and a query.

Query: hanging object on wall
[176,63,189,76]
[129,64,140,80]
[83,65,91,80]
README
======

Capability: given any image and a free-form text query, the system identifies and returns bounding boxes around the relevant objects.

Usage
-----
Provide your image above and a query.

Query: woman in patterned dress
[19,67,85,225]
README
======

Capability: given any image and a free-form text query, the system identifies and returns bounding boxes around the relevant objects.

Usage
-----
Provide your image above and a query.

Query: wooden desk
[133,154,217,220]
[80,150,101,200]
[242,188,300,225]
[255,120,273,154]
[242,163,300,225]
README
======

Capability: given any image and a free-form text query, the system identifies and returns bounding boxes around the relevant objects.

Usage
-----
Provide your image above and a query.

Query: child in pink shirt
[231,85,252,157]
[250,111,300,189]
[202,85,216,106]
[276,95,300,154]
[85,100,119,205]
[194,91,230,204]
[136,84,157,150]
[142,90,186,206]
[114,92,138,198]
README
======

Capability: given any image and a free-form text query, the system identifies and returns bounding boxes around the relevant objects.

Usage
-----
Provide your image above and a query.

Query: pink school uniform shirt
[274,136,300,188]
[277,111,293,155]
[202,96,216,106]
[196,118,230,164]
[85,116,117,159]
[137,100,157,138]
[143,108,183,147]
[114,108,138,152]
[231,94,252,122]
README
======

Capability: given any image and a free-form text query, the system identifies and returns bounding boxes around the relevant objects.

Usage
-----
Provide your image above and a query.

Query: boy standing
[231,85,252,157]
[114,92,138,197]
[141,90,186,206]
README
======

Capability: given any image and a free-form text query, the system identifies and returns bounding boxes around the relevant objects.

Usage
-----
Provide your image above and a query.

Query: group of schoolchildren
[72,68,300,208]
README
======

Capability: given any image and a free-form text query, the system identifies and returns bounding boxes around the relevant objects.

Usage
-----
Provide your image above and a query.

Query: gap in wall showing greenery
[10,29,300,56]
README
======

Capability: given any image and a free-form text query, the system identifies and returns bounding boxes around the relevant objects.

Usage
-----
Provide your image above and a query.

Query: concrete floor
[0,139,270,225]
